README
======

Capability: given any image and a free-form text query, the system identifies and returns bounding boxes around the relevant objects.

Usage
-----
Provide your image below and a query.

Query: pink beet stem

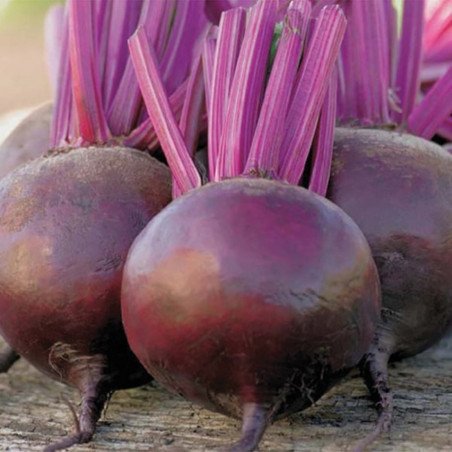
[107,0,173,136]
[160,0,209,95]
[173,56,206,198]
[125,79,188,151]
[393,0,425,124]
[209,8,247,181]
[308,69,338,197]
[129,27,201,195]
[179,56,205,157]
[244,2,311,177]
[215,0,277,181]
[101,0,142,110]
[279,5,346,185]
[423,0,452,55]
[336,0,392,125]
[408,65,452,139]
[68,0,110,144]
[202,37,217,121]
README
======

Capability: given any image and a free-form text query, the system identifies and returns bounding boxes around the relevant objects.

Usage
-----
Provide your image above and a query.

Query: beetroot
[0,103,53,372]
[0,0,243,447]
[120,3,382,449]
[330,127,452,359]
[118,2,388,448]
[329,2,452,446]
[0,147,171,449]
[328,127,452,446]
[122,178,380,450]
[0,103,52,179]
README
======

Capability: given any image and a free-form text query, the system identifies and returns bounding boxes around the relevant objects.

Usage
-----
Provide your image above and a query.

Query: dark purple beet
[0,103,53,372]
[122,178,380,451]
[0,103,52,178]
[327,127,452,447]
[0,146,171,450]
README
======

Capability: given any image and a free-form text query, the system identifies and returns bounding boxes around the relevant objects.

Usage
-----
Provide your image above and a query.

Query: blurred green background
[0,0,61,115]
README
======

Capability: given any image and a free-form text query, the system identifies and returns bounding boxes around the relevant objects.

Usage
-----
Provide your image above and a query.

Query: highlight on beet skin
[121,1,382,450]
[0,1,252,451]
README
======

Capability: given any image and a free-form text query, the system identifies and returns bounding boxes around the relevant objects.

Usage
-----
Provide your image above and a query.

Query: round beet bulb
[0,147,171,450]
[328,127,452,446]
[122,178,381,451]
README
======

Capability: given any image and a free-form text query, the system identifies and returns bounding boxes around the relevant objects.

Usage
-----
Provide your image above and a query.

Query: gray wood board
[1,336,451,451]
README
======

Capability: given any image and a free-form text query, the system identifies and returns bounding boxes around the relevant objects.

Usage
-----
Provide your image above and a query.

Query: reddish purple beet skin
[329,128,452,358]
[0,103,52,178]
[327,127,452,447]
[0,103,53,373]
[122,178,380,450]
[0,147,171,450]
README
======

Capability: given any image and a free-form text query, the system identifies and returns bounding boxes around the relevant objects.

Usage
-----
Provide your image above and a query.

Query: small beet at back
[329,127,452,359]
[0,103,52,180]
[328,127,452,449]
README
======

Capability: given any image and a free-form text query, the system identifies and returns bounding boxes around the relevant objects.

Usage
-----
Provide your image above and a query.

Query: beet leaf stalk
[338,0,451,140]
[130,0,345,193]
[393,0,425,125]
[336,0,391,125]
[68,0,111,145]
[308,68,338,196]
[278,5,346,184]
[173,56,205,197]
[243,4,311,178]
[209,7,246,180]
[201,37,217,118]
[50,0,242,153]
[129,28,201,195]
[215,0,277,180]
[408,65,452,139]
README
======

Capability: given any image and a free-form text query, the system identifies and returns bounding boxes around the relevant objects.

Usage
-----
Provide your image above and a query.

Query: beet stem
[128,27,202,195]
[0,345,20,373]
[230,403,269,452]
[354,334,394,452]
[215,0,277,180]
[43,379,108,452]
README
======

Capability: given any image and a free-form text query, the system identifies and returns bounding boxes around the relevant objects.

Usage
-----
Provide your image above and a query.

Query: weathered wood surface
[1,335,451,451]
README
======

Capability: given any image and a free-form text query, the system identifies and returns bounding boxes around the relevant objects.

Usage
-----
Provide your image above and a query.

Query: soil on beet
[1,335,451,451]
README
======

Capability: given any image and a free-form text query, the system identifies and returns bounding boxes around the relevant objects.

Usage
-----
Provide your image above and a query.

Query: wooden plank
[1,336,451,451]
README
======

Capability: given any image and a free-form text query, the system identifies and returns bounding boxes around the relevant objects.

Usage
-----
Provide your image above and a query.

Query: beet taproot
[327,127,452,446]
[0,147,171,450]
[122,177,381,450]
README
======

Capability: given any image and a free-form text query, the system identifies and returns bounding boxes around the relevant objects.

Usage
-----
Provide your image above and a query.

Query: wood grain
[1,335,451,451]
